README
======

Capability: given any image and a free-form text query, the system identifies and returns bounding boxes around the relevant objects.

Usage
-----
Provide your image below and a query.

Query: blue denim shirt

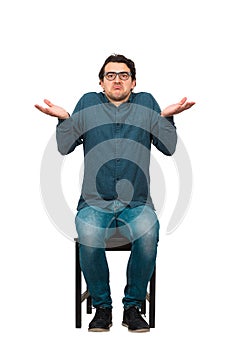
[56,92,177,211]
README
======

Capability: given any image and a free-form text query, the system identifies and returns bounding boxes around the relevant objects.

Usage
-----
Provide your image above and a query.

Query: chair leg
[141,299,146,315]
[75,242,82,328]
[87,295,92,314]
[149,267,156,328]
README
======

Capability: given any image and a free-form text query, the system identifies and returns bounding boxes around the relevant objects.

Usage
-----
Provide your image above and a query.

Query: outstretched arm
[161,97,195,117]
[34,99,70,119]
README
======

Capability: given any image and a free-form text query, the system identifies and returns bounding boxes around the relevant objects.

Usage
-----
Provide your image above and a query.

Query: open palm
[34,99,69,119]
[161,97,195,117]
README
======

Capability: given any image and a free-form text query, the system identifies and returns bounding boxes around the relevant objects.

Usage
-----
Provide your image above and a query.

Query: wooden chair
[75,231,156,328]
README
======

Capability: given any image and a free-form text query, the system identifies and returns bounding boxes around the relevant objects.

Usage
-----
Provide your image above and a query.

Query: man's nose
[114,74,121,82]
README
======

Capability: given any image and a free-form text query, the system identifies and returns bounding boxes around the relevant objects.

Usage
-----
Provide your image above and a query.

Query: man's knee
[130,206,159,242]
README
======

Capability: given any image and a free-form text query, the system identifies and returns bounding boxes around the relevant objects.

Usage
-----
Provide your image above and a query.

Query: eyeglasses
[103,71,132,81]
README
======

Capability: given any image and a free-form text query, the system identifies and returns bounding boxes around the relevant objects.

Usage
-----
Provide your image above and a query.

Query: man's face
[100,62,136,106]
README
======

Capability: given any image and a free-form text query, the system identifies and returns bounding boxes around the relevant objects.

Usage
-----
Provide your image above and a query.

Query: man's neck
[105,92,132,107]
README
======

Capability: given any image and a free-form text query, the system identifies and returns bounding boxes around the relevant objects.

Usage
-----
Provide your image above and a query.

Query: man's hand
[34,99,70,119]
[161,97,195,117]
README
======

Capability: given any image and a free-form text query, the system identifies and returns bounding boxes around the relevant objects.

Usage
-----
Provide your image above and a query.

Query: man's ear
[99,80,104,88]
[131,80,136,90]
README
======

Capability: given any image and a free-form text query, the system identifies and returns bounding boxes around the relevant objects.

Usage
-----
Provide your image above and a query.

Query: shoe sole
[88,323,112,332]
[122,322,150,333]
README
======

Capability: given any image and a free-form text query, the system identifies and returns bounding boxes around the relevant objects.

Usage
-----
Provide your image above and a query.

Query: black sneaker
[122,306,150,332]
[88,307,112,332]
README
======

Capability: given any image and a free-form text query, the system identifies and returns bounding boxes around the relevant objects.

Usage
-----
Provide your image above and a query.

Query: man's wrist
[61,112,70,119]
[58,113,70,124]
[161,112,172,117]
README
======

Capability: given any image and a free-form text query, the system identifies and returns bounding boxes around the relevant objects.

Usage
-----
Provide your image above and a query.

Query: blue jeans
[75,202,159,309]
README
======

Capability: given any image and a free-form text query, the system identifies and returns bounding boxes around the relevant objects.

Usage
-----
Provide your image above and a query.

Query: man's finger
[186,102,196,109]
[44,99,53,107]
[35,104,46,112]
[179,97,187,105]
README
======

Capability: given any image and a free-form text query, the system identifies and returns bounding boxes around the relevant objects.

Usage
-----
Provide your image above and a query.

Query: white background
[1,0,233,348]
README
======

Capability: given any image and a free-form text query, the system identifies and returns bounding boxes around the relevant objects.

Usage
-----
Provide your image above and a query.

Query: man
[35,54,195,332]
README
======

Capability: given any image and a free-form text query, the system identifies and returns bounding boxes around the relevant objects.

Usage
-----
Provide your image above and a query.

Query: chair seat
[105,231,132,250]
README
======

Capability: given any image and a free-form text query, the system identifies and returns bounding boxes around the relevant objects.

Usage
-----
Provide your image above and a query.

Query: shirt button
[116,158,120,162]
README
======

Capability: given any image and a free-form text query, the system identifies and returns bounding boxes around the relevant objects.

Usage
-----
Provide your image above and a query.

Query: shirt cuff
[57,113,70,125]
[164,116,174,124]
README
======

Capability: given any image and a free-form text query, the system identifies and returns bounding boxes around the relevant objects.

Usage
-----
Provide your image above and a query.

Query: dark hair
[98,54,136,81]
